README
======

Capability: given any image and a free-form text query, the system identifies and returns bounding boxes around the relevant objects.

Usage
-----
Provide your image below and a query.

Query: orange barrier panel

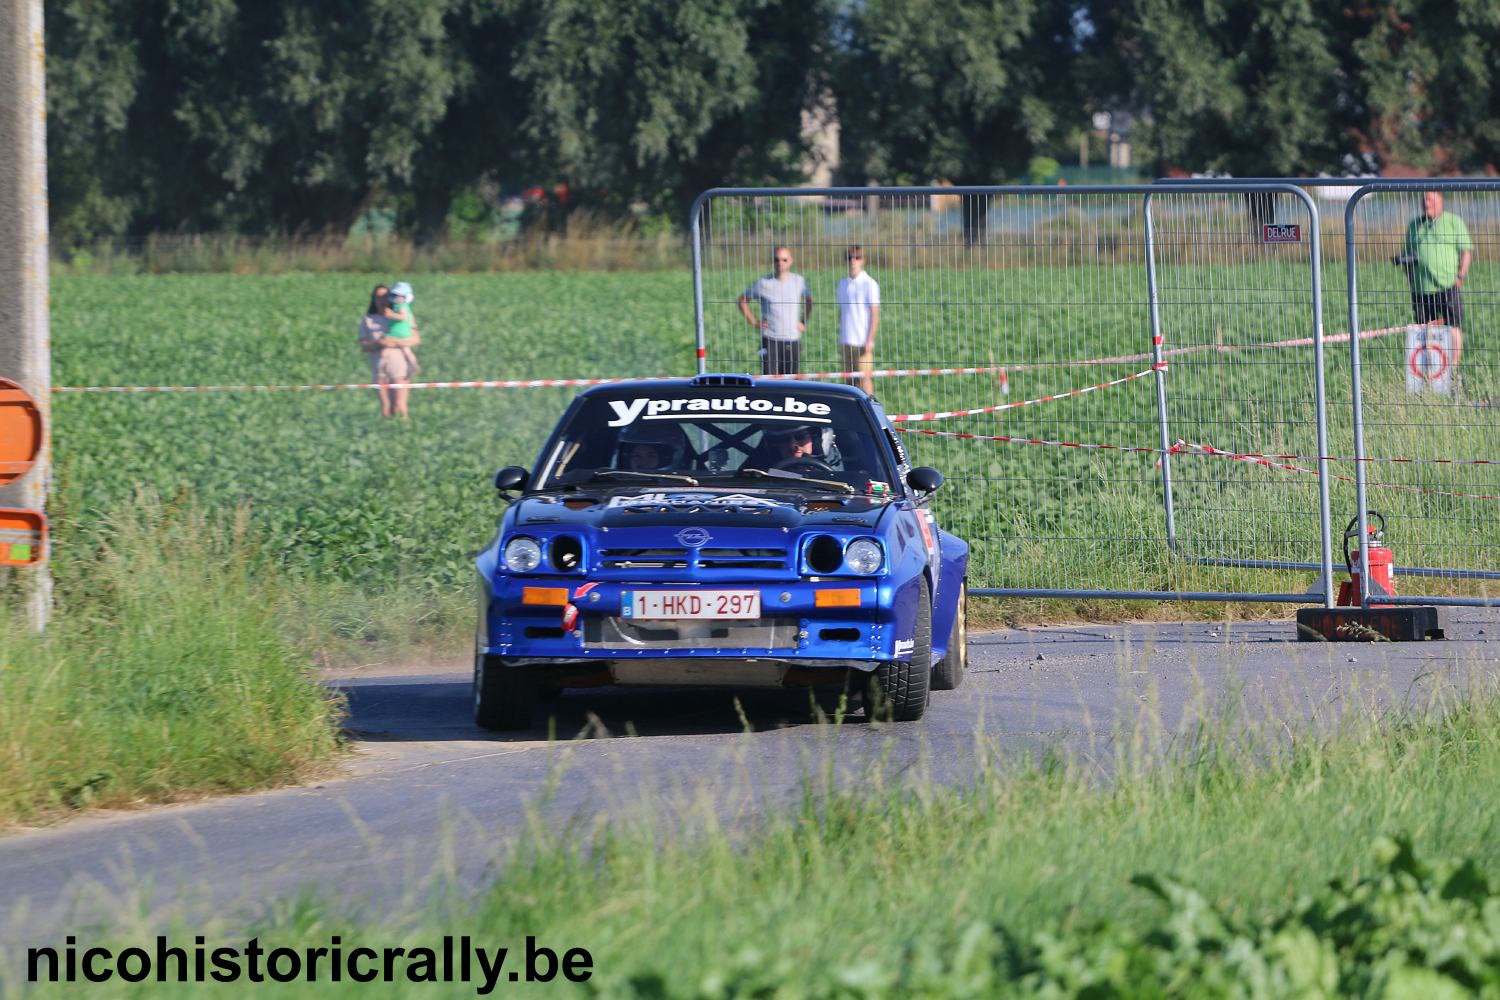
[0,378,42,487]
[0,508,46,566]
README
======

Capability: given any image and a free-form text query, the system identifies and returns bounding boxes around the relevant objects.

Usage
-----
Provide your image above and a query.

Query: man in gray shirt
[737,245,813,375]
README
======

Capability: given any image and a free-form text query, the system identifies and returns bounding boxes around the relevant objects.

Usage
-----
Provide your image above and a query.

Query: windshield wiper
[585,469,700,485]
[714,468,855,494]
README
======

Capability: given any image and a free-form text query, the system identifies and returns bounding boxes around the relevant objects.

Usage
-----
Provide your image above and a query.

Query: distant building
[1091,110,1135,170]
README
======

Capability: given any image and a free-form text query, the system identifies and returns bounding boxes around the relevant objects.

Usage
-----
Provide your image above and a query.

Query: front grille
[600,547,688,569]
[584,616,799,650]
[698,547,788,570]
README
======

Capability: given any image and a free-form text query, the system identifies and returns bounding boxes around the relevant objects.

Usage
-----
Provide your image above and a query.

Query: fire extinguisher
[1337,510,1396,607]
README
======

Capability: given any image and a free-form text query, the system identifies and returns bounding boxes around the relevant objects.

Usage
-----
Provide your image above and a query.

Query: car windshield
[534,388,899,494]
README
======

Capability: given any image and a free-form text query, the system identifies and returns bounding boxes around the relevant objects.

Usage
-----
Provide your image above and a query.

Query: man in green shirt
[1397,190,1474,369]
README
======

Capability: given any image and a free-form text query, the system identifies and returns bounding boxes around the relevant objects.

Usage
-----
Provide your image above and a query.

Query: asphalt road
[3,611,1498,955]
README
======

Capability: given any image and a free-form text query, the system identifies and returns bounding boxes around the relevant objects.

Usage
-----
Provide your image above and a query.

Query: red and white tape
[897,425,1164,455]
[888,365,1164,422]
[896,427,1500,504]
[50,324,1409,394]
[1171,440,1500,503]
[51,374,665,394]
[49,364,1032,395]
[1169,442,1500,470]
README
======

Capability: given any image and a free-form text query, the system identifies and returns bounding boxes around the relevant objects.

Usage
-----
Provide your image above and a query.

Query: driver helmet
[615,423,686,471]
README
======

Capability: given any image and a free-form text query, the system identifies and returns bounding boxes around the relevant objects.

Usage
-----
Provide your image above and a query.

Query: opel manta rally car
[474,374,969,729]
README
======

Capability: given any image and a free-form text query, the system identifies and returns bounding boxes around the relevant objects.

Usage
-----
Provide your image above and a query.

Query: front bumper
[480,576,897,666]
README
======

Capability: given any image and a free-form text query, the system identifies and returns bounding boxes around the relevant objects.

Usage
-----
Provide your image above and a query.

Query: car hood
[509,486,897,533]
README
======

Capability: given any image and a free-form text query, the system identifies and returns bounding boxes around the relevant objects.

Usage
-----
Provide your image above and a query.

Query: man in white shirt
[738,246,813,375]
[836,245,881,394]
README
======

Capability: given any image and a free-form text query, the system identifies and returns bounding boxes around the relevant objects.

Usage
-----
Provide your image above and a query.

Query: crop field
[49,262,1500,601]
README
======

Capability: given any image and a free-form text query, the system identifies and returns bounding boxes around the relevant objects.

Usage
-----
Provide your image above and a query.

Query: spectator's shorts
[761,337,801,376]
[372,346,415,383]
[1412,286,1464,329]
[840,343,874,380]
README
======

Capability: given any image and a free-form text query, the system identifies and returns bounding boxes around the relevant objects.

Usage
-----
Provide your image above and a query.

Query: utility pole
[0,0,53,630]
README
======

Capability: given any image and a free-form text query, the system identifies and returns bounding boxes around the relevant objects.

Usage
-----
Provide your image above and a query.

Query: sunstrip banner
[605,396,832,427]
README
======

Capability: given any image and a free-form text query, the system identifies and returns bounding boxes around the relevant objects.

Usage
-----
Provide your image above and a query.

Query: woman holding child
[358,282,422,419]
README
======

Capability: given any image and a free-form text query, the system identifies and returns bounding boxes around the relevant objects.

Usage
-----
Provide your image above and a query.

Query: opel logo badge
[676,527,711,547]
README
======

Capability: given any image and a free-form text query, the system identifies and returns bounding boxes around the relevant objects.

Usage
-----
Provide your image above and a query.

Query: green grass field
[48,265,1500,603]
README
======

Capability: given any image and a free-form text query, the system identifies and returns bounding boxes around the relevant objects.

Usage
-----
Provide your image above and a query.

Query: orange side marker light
[815,589,862,608]
[522,586,570,606]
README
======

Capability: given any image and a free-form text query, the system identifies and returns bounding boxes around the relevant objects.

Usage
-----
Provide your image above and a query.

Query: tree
[1091,0,1362,177]
[1354,0,1500,173]
[46,0,517,241]
[46,0,143,246]
[835,0,1083,241]
[506,0,834,224]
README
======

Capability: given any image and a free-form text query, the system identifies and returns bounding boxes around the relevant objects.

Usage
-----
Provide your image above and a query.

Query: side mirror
[494,466,529,493]
[906,467,944,496]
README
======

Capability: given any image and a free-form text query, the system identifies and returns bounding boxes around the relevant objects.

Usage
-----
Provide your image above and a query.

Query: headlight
[844,539,883,575]
[502,537,543,573]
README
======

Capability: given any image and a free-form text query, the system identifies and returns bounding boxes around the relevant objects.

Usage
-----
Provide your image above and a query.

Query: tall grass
[56,226,689,277]
[0,496,344,827]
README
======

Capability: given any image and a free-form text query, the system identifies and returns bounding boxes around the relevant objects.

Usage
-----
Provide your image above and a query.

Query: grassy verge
[11,664,1500,996]
[364,686,1500,996]
[0,497,345,828]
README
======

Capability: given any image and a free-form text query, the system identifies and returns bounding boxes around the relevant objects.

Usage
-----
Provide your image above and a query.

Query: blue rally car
[474,374,969,729]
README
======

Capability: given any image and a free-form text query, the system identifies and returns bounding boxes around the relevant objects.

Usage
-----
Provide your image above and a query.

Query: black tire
[474,654,538,731]
[866,585,932,722]
[931,579,968,691]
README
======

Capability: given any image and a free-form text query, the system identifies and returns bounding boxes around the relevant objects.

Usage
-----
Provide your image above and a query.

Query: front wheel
[474,654,538,731]
[931,579,967,690]
[866,586,932,722]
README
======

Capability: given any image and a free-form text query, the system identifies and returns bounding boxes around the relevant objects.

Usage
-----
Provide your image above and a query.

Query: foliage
[639,837,1500,997]
[1354,0,1500,174]
[837,0,1082,194]
[45,0,518,244]
[42,0,831,245]
[0,496,343,826]
[508,0,833,221]
[42,0,1500,244]
[1087,0,1363,177]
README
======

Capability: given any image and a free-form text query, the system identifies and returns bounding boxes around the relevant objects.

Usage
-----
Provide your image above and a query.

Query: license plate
[622,589,761,620]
